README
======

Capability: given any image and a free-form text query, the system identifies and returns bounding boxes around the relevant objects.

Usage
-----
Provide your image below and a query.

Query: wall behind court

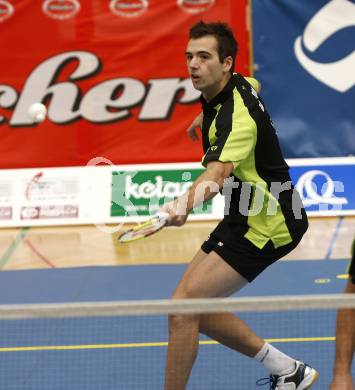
[252,0,355,158]
[1,1,353,168]
[0,0,250,169]
[1,1,354,226]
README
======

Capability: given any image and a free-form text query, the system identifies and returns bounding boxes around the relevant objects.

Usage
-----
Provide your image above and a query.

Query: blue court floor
[0,259,352,389]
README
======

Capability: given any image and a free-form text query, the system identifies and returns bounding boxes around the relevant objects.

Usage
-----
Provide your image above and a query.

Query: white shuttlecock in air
[28,103,47,123]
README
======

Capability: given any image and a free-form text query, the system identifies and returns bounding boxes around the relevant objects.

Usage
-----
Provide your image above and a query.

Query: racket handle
[154,211,169,223]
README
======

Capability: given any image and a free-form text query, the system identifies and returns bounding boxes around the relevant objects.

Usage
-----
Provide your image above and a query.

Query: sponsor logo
[111,169,211,216]
[42,0,80,20]
[294,0,355,92]
[23,173,76,202]
[177,0,215,14]
[295,170,348,209]
[20,205,79,219]
[0,0,14,23]
[0,206,12,220]
[20,207,40,219]
[25,172,43,201]
[109,0,148,18]
[0,51,200,126]
[124,175,192,199]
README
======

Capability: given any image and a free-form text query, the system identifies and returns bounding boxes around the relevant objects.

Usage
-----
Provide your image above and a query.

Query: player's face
[186,36,231,100]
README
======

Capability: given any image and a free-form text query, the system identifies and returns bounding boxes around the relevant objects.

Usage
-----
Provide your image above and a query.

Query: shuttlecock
[28,103,47,123]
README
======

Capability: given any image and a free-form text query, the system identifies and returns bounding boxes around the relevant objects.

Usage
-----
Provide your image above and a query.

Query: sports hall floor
[0,216,354,389]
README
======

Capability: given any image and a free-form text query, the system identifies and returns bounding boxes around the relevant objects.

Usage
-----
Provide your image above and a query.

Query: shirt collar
[200,73,236,111]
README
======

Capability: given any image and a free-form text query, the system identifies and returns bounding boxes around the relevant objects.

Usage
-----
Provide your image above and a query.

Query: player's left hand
[187,112,203,141]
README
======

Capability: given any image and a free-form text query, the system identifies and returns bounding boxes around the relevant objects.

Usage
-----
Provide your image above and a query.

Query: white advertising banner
[0,157,354,228]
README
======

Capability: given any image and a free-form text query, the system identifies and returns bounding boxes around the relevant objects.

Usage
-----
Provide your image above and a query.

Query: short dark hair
[189,21,238,73]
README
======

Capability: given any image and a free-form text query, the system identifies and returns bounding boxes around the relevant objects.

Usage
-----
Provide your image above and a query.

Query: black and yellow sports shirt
[200,73,308,249]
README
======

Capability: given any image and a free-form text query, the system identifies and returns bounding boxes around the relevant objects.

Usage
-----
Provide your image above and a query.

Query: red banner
[0,0,250,168]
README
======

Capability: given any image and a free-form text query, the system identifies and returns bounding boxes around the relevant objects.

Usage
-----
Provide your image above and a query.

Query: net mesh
[0,294,354,390]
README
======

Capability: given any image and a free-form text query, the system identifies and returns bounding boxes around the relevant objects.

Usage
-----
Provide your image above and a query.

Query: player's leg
[200,310,318,390]
[163,248,209,390]
[176,250,265,355]
[165,250,308,389]
[185,251,300,371]
[195,236,302,362]
[165,234,318,390]
[330,240,355,390]
[164,249,251,390]
[329,279,355,390]
[199,312,265,356]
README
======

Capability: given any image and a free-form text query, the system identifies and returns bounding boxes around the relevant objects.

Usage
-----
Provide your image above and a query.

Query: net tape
[0,294,354,320]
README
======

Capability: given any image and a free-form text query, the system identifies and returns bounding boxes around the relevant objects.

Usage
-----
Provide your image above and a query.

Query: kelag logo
[111,169,212,217]
[294,0,355,92]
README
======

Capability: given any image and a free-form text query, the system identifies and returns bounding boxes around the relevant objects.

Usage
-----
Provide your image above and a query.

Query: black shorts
[349,238,355,284]
[201,233,301,282]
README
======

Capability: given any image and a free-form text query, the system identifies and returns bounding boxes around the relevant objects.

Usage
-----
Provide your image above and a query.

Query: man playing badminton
[161,21,318,390]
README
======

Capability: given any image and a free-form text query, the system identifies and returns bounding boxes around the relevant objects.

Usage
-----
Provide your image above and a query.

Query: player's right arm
[162,160,233,226]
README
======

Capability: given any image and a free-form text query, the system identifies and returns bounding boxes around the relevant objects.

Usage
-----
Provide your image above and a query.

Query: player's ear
[223,56,233,73]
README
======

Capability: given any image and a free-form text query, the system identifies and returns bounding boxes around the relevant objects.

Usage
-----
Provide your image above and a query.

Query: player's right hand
[160,198,188,227]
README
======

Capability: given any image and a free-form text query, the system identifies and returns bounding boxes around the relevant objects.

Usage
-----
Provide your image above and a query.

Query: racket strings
[118,213,169,243]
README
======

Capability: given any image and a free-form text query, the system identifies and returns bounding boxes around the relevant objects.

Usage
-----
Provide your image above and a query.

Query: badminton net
[0,294,354,389]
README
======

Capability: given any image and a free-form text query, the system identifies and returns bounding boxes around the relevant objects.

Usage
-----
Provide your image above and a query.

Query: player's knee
[172,288,190,300]
[168,313,199,331]
[172,281,200,300]
[169,286,200,330]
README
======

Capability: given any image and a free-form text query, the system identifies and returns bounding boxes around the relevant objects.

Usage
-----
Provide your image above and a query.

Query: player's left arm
[187,112,203,141]
[162,161,233,226]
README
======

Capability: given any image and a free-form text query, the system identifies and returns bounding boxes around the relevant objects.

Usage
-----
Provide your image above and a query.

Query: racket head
[118,212,169,243]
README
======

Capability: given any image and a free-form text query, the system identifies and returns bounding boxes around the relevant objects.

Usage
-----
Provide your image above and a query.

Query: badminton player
[161,21,318,390]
